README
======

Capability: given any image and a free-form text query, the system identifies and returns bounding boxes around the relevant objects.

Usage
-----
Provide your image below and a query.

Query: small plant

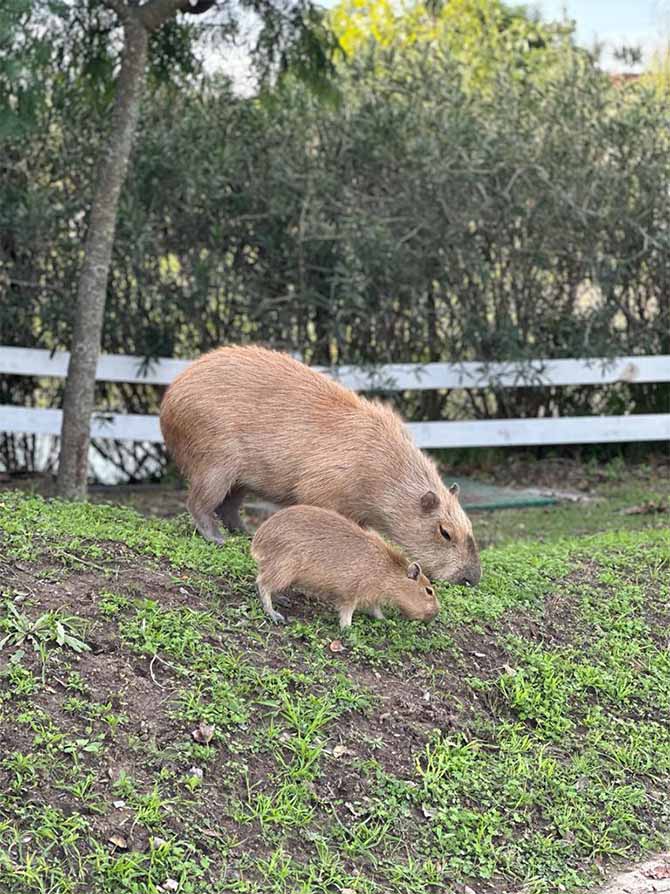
[65,670,89,694]
[0,604,90,654]
[3,656,38,696]
[60,770,98,803]
[2,750,41,790]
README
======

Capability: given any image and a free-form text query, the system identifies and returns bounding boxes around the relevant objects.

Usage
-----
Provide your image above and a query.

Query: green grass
[473,474,670,548]
[0,489,669,893]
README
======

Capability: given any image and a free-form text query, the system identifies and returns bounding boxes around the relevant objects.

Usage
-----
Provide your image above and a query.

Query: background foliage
[1,0,669,478]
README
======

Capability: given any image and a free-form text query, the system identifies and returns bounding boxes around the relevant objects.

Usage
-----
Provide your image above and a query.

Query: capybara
[160,345,481,585]
[250,505,439,627]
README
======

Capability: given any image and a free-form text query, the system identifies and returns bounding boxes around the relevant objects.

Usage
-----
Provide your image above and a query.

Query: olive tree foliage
[2,4,669,480]
[1,0,339,496]
[0,1,204,475]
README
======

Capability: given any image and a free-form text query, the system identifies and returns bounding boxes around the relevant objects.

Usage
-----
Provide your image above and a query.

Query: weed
[0,602,90,654]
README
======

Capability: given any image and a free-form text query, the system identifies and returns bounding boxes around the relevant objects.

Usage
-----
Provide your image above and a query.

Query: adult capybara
[251,505,439,627]
[160,345,481,585]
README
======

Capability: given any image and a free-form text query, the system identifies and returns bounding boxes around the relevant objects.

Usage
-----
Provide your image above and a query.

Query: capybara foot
[257,582,285,624]
[188,498,225,544]
[193,514,225,544]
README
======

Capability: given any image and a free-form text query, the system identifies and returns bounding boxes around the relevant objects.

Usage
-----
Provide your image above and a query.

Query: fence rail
[1,347,669,449]
[2,346,669,390]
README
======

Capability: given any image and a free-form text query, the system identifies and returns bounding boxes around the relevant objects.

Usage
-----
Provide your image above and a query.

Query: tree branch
[106,0,217,32]
[137,0,198,31]
[104,0,132,22]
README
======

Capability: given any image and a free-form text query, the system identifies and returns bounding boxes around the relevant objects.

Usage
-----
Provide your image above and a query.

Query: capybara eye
[439,525,451,542]
[425,587,434,596]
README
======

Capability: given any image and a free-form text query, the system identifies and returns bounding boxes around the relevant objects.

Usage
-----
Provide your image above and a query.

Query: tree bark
[56,16,149,500]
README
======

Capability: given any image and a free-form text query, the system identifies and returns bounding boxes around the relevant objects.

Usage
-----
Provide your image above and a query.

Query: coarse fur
[250,506,439,627]
[160,345,481,584]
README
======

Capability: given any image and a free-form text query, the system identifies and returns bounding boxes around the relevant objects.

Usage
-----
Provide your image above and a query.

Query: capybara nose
[459,570,479,587]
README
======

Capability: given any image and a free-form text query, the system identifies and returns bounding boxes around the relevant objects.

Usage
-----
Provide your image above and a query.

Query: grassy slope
[0,491,669,894]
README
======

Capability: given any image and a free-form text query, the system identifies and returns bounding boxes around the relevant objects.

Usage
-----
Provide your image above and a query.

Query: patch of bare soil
[599,854,670,894]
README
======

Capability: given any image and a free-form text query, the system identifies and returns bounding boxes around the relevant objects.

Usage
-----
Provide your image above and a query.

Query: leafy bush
[2,8,668,477]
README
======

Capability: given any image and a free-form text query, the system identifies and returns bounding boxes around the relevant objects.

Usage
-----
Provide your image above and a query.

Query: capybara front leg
[215,486,247,534]
[338,603,355,629]
[257,579,286,625]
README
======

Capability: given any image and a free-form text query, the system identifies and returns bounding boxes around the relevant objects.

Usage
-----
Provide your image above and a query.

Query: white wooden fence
[1,346,669,448]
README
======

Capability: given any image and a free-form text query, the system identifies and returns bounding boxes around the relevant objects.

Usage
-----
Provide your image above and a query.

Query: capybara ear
[407,561,422,580]
[420,491,440,512]
[449,482,460,497]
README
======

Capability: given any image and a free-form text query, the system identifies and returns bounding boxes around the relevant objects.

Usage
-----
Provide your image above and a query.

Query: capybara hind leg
[215,487,247,534]
[187,468,237,544]
[257,578,285,625]
[187,495,224,544]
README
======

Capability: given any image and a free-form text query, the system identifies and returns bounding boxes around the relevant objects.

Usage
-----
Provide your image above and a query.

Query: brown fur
[250,505,439,627]
[160,345,481,584]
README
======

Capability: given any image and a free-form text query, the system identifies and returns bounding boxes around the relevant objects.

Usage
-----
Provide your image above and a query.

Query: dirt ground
[601,854,670,894]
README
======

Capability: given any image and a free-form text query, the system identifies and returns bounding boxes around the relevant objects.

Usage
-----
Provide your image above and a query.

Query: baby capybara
[160,345,481,585]
[251,506,439,627]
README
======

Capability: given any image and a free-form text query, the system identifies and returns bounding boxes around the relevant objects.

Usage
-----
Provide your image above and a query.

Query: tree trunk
[56,17,148,499]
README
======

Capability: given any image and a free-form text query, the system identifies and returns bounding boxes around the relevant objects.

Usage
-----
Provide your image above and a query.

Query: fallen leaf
[162,880,179,892]
[421,804,436,820]
[622,499,669,516]
[340,889,356,894]
[328,639,345,653]
[151,836,167,849]
[191,722,215,744]
[188,766,204,779]
[108,834,128,850]
[112,799,126,809]
[643,864,670,880]
[333,744,355,758]
[503,664,516,676]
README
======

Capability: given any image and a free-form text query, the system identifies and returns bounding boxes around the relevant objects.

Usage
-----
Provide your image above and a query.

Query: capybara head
[399,483,481,585]
[392,561,440,621]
